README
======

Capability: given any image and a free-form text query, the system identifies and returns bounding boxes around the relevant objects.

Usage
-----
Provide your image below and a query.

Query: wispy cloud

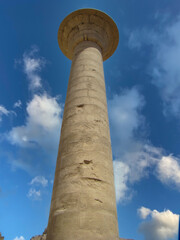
[138,207,179,240]
[0,105,10,122]
[27,188,41,200]
[22,46,46,91]
[0,105,15,123]
[30,176,48,187]
[128,15,180,119]
[27,176,48,200]
[13,100,22,109]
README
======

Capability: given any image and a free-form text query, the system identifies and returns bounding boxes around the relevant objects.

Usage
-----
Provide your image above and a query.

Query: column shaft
[47,41,119,240]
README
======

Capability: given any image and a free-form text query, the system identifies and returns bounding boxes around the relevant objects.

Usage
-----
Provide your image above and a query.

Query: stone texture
[58,9,119,61]
[30,234,46,240]
[47,9,119,240]
[30,229,47,240]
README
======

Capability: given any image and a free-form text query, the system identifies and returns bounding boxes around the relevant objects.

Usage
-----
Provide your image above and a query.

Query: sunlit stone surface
[47,9,119,240]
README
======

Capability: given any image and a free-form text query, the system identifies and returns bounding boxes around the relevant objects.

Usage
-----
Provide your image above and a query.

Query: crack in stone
[77,104,84,108]
[83,177,103,182]
[95,198,103,203]
[83,160,93,164]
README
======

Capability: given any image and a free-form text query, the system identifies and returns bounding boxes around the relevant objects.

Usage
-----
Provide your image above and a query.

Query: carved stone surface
[47,8,119,240]
[58,8,119,61]
[30,234,46,240]
[30,229,47,240]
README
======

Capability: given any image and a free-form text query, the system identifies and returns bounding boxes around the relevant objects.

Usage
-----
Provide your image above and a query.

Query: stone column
[47,9,119,240]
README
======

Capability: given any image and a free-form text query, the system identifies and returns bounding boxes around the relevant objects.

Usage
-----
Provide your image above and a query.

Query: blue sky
[0,0,180,240]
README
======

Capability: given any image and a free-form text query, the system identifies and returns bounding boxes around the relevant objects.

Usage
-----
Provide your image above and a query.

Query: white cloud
[138,207,179,240]
[8,94,63,151]
[14,100,22,108]
[14,236,25,240]
[113,161,130,202]
[27,188,41,200]
[28,176,48,200]
[151,17,180,118]
[108,88,145,157]
[128,15,180,119]
[138,206,151,219]
[157,155,180,188]
[108,88,163,202]
[108,88,180,202]
[128,28,157,50]
[23,46,45,91]
[30,176,48,187]
[0,105,9,122]
[5,48,63,174]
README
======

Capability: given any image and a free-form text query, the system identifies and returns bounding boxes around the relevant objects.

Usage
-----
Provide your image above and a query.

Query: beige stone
[30,234,46,240]
[47,9,119,240]
[30,229,47,240]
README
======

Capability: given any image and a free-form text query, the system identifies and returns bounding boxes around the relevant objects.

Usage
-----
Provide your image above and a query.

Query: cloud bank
[109,88,180,203]
[109,88,162,202]
[138,207,179,240]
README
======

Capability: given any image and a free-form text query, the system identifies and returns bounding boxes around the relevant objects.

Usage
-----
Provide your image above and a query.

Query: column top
[58,8,119,61]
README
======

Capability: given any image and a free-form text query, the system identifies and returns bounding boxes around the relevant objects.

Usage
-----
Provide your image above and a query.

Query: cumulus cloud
[27,188,41,200]
[0,105,10,122]
[109,88,163,202]
[4,47,63,174]
[14,236,25,240]
[157,155,180,188]
[128,15,180,119]
[138,206,151,219]
[30,176,48,187]
[8,94,62,151]
[23,46,45,91]
[109,87,180,202]
[138,207,179,240]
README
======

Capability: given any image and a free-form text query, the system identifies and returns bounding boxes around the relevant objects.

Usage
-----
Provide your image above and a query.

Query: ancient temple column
[47,9,119,240]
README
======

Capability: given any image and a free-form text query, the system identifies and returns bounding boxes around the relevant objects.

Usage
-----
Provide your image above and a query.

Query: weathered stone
[30,229,47,240]
[47,8,119,240]
[30,234,46,240]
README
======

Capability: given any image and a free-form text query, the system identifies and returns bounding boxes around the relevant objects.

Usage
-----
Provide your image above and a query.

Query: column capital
[58,8,119,61]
